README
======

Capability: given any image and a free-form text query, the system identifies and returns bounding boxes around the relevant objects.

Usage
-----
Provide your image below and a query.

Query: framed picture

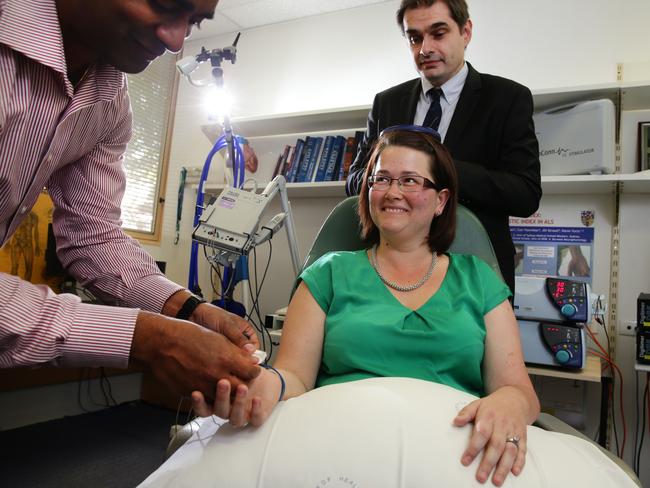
[638,122,650,171]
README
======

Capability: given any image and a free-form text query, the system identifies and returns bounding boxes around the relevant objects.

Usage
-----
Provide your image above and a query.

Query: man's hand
[130,311,260,400]
[190,302,260,350]
[163,291,260,350]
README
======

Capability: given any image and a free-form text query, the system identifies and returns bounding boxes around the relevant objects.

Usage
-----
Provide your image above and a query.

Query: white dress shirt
[413,62,469,141]
[0,0,183,368]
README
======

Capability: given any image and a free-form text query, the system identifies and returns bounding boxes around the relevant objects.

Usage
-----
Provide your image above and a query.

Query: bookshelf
[201,180,346,198]
[199,81,650,197]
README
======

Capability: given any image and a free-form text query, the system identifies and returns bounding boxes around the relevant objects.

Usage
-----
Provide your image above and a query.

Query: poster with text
[510,209,595,286]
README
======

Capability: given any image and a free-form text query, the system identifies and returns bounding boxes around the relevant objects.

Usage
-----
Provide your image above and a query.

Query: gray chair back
[301,196,502,280]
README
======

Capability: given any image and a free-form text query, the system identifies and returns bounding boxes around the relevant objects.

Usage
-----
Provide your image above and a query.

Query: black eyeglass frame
[367,174,443,192]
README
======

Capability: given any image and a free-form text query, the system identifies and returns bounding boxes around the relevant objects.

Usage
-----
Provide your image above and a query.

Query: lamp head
[176,55,200,76]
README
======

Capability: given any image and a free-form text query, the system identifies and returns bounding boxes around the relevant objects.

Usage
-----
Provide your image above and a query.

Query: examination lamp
[175,33,239,87]
[177,34,302,305]
[177,33,245,295]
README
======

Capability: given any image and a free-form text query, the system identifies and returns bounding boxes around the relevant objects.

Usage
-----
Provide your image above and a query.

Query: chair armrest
[534,413,641,487]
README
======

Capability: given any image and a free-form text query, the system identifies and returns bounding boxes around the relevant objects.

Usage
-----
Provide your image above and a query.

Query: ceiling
[192,0,392,40]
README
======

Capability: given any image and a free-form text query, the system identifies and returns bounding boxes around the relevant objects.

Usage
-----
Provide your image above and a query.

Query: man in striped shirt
[0,0,262,400]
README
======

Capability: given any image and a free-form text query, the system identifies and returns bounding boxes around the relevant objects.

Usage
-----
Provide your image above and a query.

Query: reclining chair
[166,196,640,486]
[296,196,640,486]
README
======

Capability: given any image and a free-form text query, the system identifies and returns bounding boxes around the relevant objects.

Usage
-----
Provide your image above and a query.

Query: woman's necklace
[370,245,437,292]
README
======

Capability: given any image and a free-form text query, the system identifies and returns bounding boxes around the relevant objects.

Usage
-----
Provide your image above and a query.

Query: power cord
[585,322,627,457]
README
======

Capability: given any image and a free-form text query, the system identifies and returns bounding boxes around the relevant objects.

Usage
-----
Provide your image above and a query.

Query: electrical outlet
[619,320,637,336]
[590,293,607,318]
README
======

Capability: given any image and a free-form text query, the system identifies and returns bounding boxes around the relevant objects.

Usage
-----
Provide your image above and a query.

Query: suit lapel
[395,79,421,124]
[444,63,481,151]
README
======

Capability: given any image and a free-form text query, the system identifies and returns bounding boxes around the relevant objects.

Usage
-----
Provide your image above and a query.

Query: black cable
[636,373,648,475]
[592,427,600,442]
[203,246,224,298]
[249,246,265,327]
[100,371,109,406]
[594,314,612,449]
[100,368,118,406]
[255,242,273,343]
[77,369,90,413]
[246,247,269,350]
[598,376,609,447]
[252,246,266,328]
[84,368,100,407]
[208,257,222,298]
[98,368,111,407]
[245,243,273,357]
[634,371,640,474]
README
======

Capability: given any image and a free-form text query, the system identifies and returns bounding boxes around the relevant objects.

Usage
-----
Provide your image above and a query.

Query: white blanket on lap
[140,377,635,488]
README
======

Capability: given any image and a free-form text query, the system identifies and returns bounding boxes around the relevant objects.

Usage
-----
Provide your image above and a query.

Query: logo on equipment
[315,476,360,488]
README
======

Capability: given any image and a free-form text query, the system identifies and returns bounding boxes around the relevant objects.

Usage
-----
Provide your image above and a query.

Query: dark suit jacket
[346,63,542,293]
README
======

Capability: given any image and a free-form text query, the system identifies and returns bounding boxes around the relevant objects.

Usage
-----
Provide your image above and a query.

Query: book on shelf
[324,136,346,181]
[295,136,323,183]
[314,136,335,182]
[284,139,304,183]
[272,144,291,179]
[272,130,365,184]
[282,145,295,179]
[337,136,358,181]
[307,136,324,182]
[639,122,650,171]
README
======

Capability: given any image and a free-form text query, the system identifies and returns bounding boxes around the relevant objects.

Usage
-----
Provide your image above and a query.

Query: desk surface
[526,355,601,382]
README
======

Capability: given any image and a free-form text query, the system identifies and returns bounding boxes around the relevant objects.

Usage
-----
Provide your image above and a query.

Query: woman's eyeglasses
[367,174,442,192]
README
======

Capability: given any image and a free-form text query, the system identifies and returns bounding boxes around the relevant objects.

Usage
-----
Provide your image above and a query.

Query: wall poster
[0,191,63,291]
[510,209,595,285]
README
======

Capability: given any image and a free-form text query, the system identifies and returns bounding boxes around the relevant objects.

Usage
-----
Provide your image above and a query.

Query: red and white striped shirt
[0,0,183,368]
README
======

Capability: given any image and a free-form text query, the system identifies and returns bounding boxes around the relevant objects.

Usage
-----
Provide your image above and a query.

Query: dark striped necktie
[423,88,443,130]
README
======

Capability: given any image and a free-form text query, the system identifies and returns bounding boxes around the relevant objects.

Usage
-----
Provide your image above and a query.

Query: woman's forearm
[276,367,312,400]
[498,384,541,424]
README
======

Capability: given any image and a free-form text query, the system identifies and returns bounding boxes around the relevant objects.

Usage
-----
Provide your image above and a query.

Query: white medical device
[534,99,615,176]
[193,175,302,277]
[514,276,591,369]
[514,275,592,323]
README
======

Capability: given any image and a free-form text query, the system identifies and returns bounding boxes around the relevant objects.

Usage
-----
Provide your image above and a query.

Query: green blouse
[300,251,511,397]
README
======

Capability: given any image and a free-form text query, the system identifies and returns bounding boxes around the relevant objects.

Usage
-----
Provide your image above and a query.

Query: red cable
[586,325,609,358]
[590,349,627,457]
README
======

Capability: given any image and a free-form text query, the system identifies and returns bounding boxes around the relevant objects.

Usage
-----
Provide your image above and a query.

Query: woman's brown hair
[358,128,458,252]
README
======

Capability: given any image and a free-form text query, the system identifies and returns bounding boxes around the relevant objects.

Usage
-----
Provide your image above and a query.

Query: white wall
[178,0,650,120]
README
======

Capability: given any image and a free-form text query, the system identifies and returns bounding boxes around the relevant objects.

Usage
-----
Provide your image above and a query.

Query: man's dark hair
[396,0,470,32]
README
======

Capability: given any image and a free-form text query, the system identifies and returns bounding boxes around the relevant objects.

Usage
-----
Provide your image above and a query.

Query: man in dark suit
[346,0,541,293]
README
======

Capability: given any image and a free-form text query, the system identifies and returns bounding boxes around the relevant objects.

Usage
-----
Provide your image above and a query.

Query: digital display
[550,279,566,299]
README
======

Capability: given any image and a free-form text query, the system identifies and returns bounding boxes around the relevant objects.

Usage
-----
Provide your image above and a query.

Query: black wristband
[175,294,206,320]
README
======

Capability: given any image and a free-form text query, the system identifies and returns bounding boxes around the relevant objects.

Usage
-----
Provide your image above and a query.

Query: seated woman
[193,125,540,487]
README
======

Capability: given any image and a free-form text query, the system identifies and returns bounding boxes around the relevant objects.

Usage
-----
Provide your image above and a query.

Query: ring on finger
[505,435,520,448]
